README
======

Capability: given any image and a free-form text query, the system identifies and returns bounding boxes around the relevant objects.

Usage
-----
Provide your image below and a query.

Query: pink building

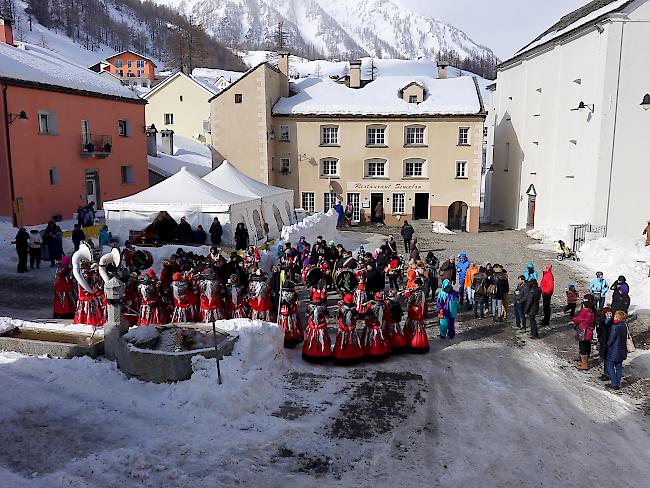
[0,19,148,226]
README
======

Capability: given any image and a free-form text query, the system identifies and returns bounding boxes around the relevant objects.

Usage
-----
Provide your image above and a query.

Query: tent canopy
[203,160,293,199]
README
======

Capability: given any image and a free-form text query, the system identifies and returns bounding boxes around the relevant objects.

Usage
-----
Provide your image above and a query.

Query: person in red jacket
[540,264,555,325]
[573,294,597,371]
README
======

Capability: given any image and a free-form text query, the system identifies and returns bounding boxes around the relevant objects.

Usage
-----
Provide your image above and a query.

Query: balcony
[81,135,112,159]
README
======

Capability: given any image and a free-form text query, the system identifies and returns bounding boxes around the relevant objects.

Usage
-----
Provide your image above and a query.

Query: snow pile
[578,237,650,312]
[0,317,101,335]
[526,227,567,243]
[431,221,455,235]
[192,67,245,84]
[280,209,339,245]
[148,133,213,178]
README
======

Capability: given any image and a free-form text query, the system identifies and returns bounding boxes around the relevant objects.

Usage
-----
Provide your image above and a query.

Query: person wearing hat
[198,269,225,323]
[137,270,165,326]
[303,300,331,362]
[73,262,106,327]
[225,274,247,319]
[279,280,303,348]
[589,271,609,310]
[610,276,630,314]
[248,269,273,321]
[573,294,597,371]
[564,283,580,317]
[361,292,391,360]
[404,278,430,352]
[540,264,555,326]
[385,289,406,351]
[53,255,76,319]
[13,227,30,273]
[171,272,197,323]
[333,294,365,363]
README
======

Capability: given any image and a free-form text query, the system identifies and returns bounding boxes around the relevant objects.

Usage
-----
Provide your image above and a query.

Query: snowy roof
[104,167,256,212]
[148,134,213,178]
[272,75,483,117]
[0,43,142,102]
[106,49,157,67]
[192,67,246,84]
[507,0,635,63]
[203,160,293,198]
[143,71,219,99]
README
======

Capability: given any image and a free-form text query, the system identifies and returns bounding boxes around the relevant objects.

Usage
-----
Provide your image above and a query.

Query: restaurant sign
[346,181,429,191]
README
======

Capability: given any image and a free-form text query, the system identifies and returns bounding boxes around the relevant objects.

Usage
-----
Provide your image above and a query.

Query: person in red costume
[302,302,331,362]
[198,269,225,322]
[53,255,75,319]
[73,263,106,327]
[279,281,303,347]
[137,270,165,326]
[308,275,328,307]
[225,273,248,319]
[404,278,429,353]
[333,294,365,363]
[122,272,140,326]
[362,292,391,360]
[540,263,555,326]
[385,288,406,352]
[248,269,273,321]
[354,267,368,314]
[171,272,198,323]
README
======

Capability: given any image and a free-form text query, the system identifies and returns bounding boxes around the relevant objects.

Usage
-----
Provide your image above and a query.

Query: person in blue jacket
[605,310,629,390]
[589,271,609,310]
[524,262,538,281]
[455,253,470,306]
[98,225,110,253]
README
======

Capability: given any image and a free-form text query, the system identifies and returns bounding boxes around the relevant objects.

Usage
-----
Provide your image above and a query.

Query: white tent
[203,160,295,239]
[104,167,265,245]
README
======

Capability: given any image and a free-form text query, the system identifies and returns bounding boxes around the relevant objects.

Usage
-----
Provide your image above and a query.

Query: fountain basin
[0,327,104,359]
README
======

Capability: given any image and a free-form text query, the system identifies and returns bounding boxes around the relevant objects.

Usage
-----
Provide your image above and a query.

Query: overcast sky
[398,0,588,59]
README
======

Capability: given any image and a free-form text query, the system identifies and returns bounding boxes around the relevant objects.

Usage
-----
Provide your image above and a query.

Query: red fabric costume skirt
[302,317,332,361]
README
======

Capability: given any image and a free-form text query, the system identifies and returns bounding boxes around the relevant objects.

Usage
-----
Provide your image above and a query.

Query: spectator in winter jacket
[234,223,249,251]
[524,279,542,338]
[540,264,555,325]
[464,262,479,308]
[43,221,64,266]
[193,225,207,244]
[610,276,630,314]
[564,284,579,317]
[513,275,528,329]
[14,228,29,273]
[28,229,42,269]
[490,265,509,321]
[643,220,650,246]
[455,253,471,306]
[597,307,614,381]
[589,271,609,310]
[440,256,456,284]
[386,235,398,255]
[209,217,223,245]
[71,224,86,252]
[175,217,193,243]
[472,268,489,319]
[400,221,415,252]
[409,238,420,261]
[606,311,629,390]
[98,225,110,253]
[524,263,538,282]
[573,294,596,371]
[425,252,439,293]
[334,201,344,228]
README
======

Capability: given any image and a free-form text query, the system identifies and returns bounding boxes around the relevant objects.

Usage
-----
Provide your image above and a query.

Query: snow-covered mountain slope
[160,0,497,64]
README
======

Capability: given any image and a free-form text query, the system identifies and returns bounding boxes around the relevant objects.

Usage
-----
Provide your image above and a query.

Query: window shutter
[50,112,58,134]
[125,120,132,137]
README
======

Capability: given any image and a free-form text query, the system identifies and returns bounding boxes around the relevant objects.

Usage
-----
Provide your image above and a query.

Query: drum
[301,265,323,286]
[334,268,358,293]
[132,249,154,271]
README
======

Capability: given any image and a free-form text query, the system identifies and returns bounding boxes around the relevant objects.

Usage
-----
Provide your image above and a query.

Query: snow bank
[526,227,568,243]
[431,221,455,235]
[280,209,339,245]
[0,317,101,335]
[148,133,213,178]
[578,237,650,312]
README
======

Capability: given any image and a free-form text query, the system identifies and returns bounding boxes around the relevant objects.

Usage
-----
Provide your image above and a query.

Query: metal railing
[570,223,607,252]
[81,135,112,156]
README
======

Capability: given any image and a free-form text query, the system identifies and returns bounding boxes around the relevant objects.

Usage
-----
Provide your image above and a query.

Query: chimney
[181,64,191,75]
[0,16,14,46]
[437,61,449,80]
[145,124,158,157]
[160,129,174,155]
[277,50,290,98]
[349,60,362,89]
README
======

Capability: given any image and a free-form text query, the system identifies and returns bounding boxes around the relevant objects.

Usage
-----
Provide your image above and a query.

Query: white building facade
[488,0,650,238]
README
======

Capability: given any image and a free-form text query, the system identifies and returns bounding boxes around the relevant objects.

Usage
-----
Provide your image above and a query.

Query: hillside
[1,0,245,71]
[158,0,498,79]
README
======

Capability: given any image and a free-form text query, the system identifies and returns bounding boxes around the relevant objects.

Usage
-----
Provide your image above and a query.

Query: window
[404,159,424,178]
[137,60,145,68]
[81,119,90,144]
[38,112,50,134]
[367,126,386,146]
[137,70,144,77]
[121,165,134,184]
[301,192,315,213]
[127,60,132,68]
[164,113,174,125]
[179,95,183,102]
[365,159,386,178]
[392,193,405,214]
[405,126,425,145]
[456,161,468,178]
[118,119,130,137]
[116,69,123,76]
[280,125,289,142]
[347,193,360,222]
[409,95,418,104]
[234,94,243,103]
[323,192,337,211]
[114,60,123,68]
[458,127,470,145]
[49,167,59,186]
[280,158,291,174]
[320,158,338,177]
[483,126,488,138]
[321,126,339,145]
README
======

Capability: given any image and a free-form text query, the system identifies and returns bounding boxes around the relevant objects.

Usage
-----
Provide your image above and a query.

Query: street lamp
[7,110,28,125]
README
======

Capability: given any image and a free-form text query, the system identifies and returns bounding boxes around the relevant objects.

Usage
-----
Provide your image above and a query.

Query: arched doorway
[448,201,469,231]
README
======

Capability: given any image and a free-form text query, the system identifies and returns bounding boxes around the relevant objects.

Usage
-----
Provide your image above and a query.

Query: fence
[570,223,607,252]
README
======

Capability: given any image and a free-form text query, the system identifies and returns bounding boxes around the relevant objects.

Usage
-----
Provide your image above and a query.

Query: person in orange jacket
[540,264,555,325]
[463,261,479,310]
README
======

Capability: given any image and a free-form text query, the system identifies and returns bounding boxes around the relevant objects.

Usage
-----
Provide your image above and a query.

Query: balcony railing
[81,134,112,159]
